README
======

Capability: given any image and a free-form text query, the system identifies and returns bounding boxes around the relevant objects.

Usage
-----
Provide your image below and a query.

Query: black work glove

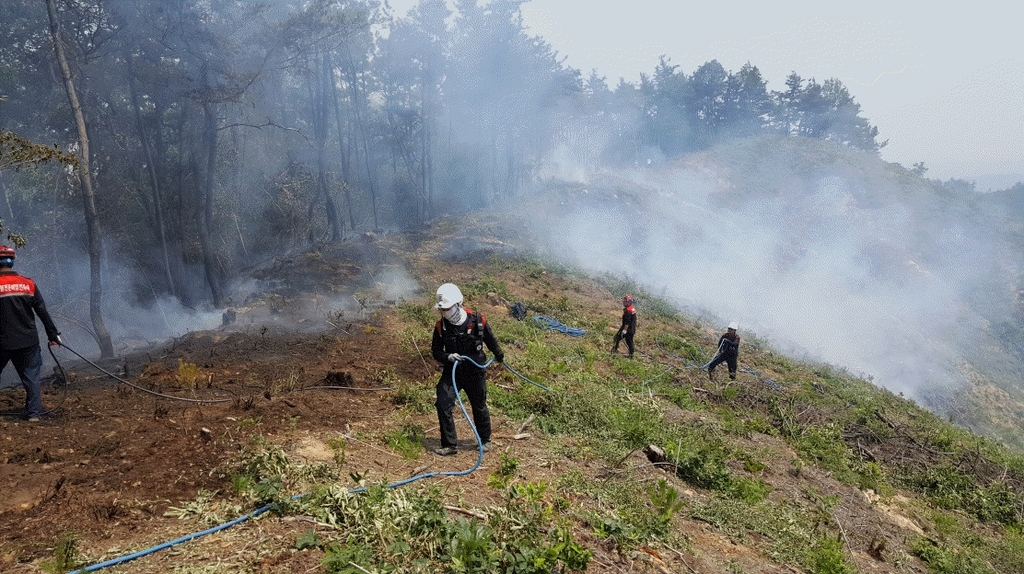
[495,353,504,364]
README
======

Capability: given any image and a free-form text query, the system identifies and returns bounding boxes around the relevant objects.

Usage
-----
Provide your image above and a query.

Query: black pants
[435,363,491,448]
[708,352,737,380]
[614,332,635,356]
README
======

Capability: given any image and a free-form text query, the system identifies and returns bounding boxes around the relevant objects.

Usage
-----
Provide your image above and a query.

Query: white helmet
[728,321,739,330]
[435,283,464,309]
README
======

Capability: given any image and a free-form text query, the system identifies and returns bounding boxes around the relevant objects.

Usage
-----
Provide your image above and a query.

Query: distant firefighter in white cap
[708,321,741,381]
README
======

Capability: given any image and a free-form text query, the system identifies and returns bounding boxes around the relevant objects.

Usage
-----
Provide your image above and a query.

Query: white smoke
[530,152,1009,401]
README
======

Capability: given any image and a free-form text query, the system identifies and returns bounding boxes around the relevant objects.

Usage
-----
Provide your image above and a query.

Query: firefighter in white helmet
[430,283,504,456]
[708,321,741,381]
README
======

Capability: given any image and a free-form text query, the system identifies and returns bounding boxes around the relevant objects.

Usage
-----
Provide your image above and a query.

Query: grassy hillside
[212,216,1024,573]
[527,135,1024,452]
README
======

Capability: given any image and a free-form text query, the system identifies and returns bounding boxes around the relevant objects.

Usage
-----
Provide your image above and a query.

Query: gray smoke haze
[42,256,223,351]
[530,149,1013,402]
[0,253,221,388]
[0,246,423,389]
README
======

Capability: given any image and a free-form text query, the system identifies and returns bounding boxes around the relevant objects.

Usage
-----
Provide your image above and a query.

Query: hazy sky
[389,1,1024,188]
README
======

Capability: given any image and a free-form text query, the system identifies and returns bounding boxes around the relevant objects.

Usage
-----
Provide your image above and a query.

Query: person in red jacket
[0,245,62,421]
[430,283,504,456]
[612,294,637,358]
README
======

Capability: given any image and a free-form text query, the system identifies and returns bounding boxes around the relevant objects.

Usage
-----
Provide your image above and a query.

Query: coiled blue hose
[533,315,586,337]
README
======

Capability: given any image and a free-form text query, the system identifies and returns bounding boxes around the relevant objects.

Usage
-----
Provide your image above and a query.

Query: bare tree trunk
[420,77,433,221]
[46,0,114,359]
[343,44,378,231]
[1,181,15,225]
[170,104,189,299]
[316,54,341,241]
[199,100,223,307]
[127,57,177,297]
[331,65,357,233]
[382,101,420,194]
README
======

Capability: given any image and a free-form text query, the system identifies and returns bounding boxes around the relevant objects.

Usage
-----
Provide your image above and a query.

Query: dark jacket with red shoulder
[432,308,504,371]
[620,305,637,334]
[0,269,60,350]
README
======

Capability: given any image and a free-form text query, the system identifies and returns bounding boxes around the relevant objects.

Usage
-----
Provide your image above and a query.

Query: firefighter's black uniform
[613,303,637,357]
[708,331,741,380]
[431,308,503,450]
[0,267,61,419]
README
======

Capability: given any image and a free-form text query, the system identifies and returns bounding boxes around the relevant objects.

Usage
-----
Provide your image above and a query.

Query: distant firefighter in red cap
[612,294,637,358]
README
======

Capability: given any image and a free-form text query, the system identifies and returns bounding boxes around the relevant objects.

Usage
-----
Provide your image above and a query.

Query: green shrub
[855,461,887,493]
[500,255,550,279]
[294,529,322,550]
[690,497,814,564]
[327,436,346,466]
[291,479,590,574]
[489,452,521,489]
[608,401,664,448]
[988,525,1024,573]
[449,519,498,573]
[392,382,433,414]
[806,536,855,574]
[674,445,734,491]
[462,277,511,302]
[903,467,1024,526]
[655,334,707,364]
[383,424,425,459]
[910,536,996,574]
[397,301,436,327]
[794,423,853,474]
[238,437,290,482]
[647,478,685,536]
[727,477,772,504]
[40,533,79,574]
[590,512,639,545]
[523,294,574,316]
[323,541,379,574]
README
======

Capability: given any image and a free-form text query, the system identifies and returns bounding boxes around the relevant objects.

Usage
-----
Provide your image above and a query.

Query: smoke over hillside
[530,137,1020,411]
[4,0,1022,446]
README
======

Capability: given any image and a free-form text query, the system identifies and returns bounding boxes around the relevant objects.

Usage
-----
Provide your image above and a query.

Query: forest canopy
[0,0,883,323]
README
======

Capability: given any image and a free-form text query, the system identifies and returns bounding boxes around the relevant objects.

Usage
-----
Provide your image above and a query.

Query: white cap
[728,321,739,330]
[435,283,464,309]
